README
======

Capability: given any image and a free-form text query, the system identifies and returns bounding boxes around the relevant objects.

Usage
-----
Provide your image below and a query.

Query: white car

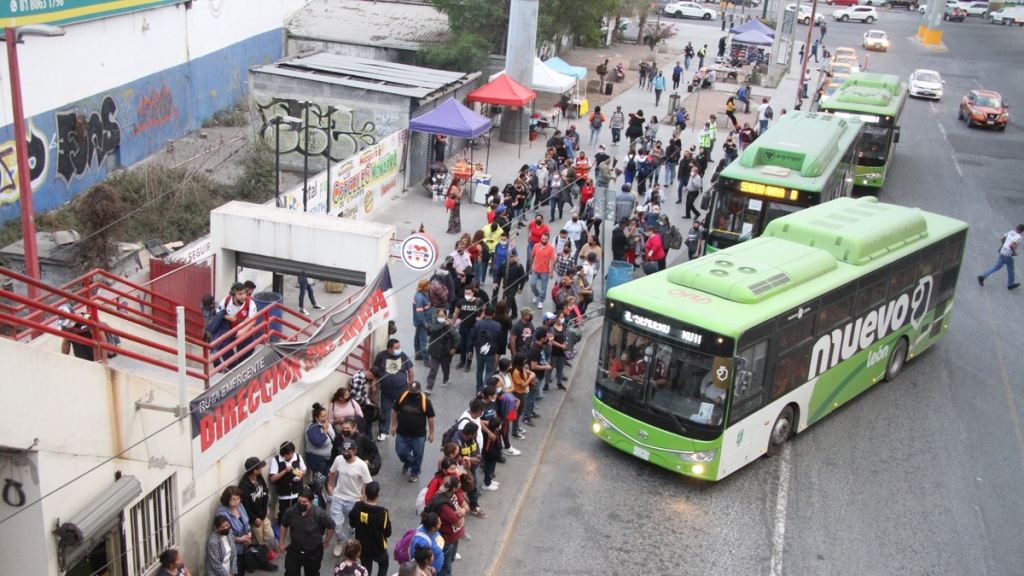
[833,6,879,22]
[787,4,826,25]
[862,30,889,51]
[918,0,959,13]
[990,9,1024,25]
[959,1,989,16]
[663,2,718,19]
[908,69,943,100]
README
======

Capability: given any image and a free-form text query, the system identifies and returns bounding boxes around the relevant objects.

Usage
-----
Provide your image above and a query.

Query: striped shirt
[1000,230,1021,257]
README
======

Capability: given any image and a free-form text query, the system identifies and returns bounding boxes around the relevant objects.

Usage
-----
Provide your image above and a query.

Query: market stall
[542,56,589,118]
[408,98,493,202]
[467,74,537,167]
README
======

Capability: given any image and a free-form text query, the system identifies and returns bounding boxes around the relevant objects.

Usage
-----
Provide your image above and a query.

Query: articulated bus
[592,197,967,480]
[819,72,907,193]
[705,111,864,253]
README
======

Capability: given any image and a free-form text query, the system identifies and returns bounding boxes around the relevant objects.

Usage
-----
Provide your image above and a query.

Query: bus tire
[767,406,795,457]
[884,337,909,382]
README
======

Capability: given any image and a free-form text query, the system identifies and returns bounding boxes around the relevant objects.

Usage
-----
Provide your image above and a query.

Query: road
[494,12,1024,576]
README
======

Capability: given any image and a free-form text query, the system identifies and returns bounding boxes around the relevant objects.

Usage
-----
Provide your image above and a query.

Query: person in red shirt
[529,233,557,309]
[644,227,667,272]
[579,178,595,209]
[527,214,550,270]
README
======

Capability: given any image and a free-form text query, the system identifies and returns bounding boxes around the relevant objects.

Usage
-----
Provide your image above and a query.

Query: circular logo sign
[668,288,712,304]
[401,233,439,271]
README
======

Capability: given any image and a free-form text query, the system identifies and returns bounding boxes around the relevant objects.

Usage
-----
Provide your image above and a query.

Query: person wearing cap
[392,381,436,483]
[509,307,535,358]
[240,457,274,547]
[327,437,372,555]
[279,487,336,576]
[413,279,432,363]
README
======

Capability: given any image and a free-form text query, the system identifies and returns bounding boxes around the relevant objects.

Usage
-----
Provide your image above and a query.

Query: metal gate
[408,81,481,194]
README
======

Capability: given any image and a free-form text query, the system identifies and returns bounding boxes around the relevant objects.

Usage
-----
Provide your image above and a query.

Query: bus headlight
[679,449,717,463]
[692,464,706,475]
[592,409,612,431]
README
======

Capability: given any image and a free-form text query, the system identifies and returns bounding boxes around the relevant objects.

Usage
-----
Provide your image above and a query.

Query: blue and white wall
[0,0,306,224]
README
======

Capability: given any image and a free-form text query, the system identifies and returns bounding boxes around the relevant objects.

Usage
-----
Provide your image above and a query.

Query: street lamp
[3,24,65,299]
[268,114,302,207]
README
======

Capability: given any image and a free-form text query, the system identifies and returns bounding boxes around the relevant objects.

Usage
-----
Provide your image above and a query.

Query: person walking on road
[297,271,324,316]
[348,481,391,576]
[412,280,431,363]
[698,44,708,69]
[979,224,1024,290]
[469,306,502,392]
[684,42,694,70]
[392,381,435,483]
[819,21,827,42]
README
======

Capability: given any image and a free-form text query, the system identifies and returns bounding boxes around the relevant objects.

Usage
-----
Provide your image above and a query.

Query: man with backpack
[348,481,391,576]
[469,306,502,393]
[426,269,449,322]
[588,106,606,147]
[391,381,435,483]
[609,105,625,146]
[757,97,772,134]
[425,310,460,392]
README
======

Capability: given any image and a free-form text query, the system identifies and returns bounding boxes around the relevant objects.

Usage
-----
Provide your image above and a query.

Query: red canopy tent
[467,74,537,164]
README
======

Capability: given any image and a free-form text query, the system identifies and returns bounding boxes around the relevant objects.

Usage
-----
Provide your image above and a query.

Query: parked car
[827,0,860,5]
[818,80,846,105]
[663,1,718,19]
[990,8,1024,25]
[919,0,959,13]
[959,1,989,16]
[863,30,889,51]
[787,4,826,24]
[908,69,943,100]
[944,6,967,20]
[833,46,859,59]
[959,90,1010,130]
[861,0,918,9]
[832,53,861,71]
[833,6,879,22]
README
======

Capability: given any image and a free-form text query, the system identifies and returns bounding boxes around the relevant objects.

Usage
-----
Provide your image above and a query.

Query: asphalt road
[494,13,1024,576]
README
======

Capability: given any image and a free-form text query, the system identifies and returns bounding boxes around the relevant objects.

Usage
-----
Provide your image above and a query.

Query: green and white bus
[705,111,864,253]
[819,73,907,193]
[592,197,967,480]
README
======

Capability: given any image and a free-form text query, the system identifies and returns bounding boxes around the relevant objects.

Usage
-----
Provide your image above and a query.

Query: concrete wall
[287,39,419,65]
[0,323,349,575]
[0,1,288,224]
[250,70,412,174]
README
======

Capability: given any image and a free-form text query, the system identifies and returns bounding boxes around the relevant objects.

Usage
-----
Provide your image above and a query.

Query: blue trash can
[607,260,634,292]
[252,291,284,341]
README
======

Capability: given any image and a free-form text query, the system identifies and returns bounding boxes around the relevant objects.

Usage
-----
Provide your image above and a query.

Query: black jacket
[349,501,392,558]
[612,226,631,260]
[494,260,527,295]
[428,321,461,358]
[240,473,270,523]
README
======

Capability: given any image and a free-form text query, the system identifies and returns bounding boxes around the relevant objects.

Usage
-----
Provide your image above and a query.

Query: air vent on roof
[748,272,793,295]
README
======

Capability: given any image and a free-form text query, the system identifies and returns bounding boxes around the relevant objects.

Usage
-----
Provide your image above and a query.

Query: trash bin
[605,83,614,96]
[607,260,635,292]
[668,93,681,112]
[253,291,284,342]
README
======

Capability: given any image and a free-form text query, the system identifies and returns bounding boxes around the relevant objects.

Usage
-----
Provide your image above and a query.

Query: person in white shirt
[562,213,586,259]
[979,224,1024,290]
[757,97,772,135]
[326,439,372,556]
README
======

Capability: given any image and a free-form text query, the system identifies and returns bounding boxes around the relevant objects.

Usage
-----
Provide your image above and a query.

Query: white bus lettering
[806,275,933,380]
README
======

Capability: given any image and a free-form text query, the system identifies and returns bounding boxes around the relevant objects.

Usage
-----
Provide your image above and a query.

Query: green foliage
[73,183,128,269]
[428,0,510,53]
[420,34,493,74]
[643,23,678,51]
[228,141,276,203]
[203,100,251,128]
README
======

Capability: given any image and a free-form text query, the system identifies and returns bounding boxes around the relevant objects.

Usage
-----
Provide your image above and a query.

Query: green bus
[592,197,967,480]
[705,111,864,253]
[819,73,907,193]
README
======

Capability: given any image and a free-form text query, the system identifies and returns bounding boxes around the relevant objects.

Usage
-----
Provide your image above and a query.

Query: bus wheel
[767,406,795,457]
[884,337,909,382]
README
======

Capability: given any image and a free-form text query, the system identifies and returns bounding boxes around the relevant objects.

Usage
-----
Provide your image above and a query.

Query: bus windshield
[857,123,891,167]
[597,322,731,437]
[710,188,802,243]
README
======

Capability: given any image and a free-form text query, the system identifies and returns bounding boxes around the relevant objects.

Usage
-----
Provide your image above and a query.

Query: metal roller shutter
[235,252,367,286]
[408,80,481,194]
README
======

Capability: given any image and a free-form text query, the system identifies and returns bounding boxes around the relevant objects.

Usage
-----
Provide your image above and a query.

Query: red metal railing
[0,266,337,388]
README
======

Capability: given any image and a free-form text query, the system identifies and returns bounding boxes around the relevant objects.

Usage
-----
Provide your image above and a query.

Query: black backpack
[765,105,774,120]
[591,114,603,129]
[440,417,471,449]
[667,225,683,250]
[626,155,637,173]
[474,322,497,356]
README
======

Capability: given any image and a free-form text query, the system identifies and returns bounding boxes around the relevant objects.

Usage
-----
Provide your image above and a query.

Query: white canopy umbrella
[490,57,575,94]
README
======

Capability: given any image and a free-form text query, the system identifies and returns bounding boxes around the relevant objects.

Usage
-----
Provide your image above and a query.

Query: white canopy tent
[490,57,575,94]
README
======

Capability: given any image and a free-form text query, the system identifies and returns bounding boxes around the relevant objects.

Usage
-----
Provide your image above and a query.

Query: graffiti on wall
[55,95,122,186]
[255,98,378,162]
[0,123,52,206]
[135,83,179,135]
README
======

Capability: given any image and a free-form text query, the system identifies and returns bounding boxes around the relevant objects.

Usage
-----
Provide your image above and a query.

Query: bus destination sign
[613,304,733,356]
[738,181,800,201]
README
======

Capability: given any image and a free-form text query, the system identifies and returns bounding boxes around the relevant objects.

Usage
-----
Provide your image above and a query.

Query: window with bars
[129,475,177,575]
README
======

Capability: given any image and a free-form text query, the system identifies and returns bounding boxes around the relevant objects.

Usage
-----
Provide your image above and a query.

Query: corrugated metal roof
[288,0,453,50]
[252,53,470,99]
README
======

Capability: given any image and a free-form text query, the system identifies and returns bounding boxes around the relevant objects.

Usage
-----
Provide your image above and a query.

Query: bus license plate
[632,446,651,460]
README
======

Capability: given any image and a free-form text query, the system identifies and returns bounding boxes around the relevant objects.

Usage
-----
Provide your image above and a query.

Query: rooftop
[287,0,452,51]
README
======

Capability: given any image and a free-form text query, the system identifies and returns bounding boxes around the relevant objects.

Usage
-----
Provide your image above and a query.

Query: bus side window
[888,263,917,297]
[729,340,769,425]
[769,344,812,402]
[778,311,816,354]
[818,294,853,333]
[855,279,887,315]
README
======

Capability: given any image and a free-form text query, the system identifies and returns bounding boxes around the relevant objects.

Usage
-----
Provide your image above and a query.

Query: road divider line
[769,444,793,576]
[933,115,963,178]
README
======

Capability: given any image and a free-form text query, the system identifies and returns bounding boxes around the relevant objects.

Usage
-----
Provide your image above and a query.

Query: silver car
[908,69,943,100]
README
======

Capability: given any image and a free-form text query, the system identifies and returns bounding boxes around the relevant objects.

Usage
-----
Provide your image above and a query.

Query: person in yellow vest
[573,152,591,187]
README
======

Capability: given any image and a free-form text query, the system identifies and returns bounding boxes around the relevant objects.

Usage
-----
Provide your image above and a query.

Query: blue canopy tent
[408,97,495,175]
[543,57,587,80]
[729,19,775,37]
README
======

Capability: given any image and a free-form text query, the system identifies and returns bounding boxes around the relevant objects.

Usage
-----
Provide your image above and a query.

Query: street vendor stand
[467,74,537,166]
[408,98,493,202]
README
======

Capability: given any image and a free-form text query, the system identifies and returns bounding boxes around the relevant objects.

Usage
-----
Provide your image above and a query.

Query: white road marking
[934,117,963,178]
[769,444,793,576]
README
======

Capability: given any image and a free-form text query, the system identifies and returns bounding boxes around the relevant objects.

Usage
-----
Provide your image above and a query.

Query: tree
[73,183,127,270]
[428,0,511,54]
[421,34,493,74]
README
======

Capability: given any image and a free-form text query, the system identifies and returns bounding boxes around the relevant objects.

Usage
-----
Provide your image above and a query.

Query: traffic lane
[494,334,782,576]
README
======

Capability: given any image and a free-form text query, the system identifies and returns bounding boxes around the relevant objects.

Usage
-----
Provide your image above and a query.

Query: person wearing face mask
[526,214,550,271]
[279,488,336,576]
[205,514,237,576]
[452,287,484,371]
[426,310,460,392]
[371,339,414,442]
[491,232,514,280]
[530,233,557,309]
[493,250,526,319]
[327,439,372,557]
[332,417,381,477]
[561,211,586,260]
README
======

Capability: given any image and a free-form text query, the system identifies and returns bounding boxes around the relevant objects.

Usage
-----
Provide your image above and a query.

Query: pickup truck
[990,6,1024,25]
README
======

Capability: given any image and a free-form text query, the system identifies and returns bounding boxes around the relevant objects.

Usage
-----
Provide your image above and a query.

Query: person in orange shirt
[573,152,591,188]
[588,106,608,146]
[529,232,557,309]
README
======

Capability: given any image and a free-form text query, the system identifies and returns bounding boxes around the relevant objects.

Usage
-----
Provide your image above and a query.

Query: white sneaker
[455,553,462,561]
[333,541,344,557]
[300,308,309,316]
[312,304,325,310]
[503,447,521,456]
[376,433,388,442]
[480,483,498,491]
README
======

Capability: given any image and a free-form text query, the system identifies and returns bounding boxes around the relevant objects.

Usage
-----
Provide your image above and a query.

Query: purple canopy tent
[409,97,494,173]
